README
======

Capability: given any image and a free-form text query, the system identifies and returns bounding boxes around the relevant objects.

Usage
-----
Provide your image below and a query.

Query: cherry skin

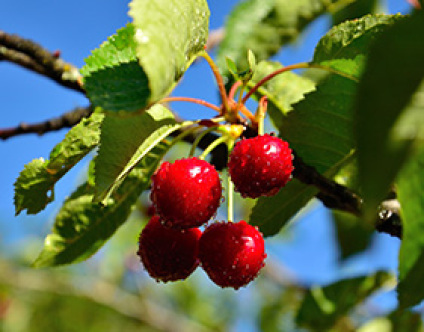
[137,215,202,282]
[199,221,266,289]
[228,134,293,198]
[150,157,222,229]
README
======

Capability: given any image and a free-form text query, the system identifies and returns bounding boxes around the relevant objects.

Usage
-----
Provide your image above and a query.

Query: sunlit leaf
[332,0,379,26]
[250,61,315,130]
[33,143,169,267]
[312,14,404,83]
[82,0,209,113]
[94,104,180,204]
[217,0,351,78]
[14,113,103,215]
[129,0,209,106]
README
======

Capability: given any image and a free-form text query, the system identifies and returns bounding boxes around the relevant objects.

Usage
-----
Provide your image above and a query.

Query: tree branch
[0,30,84,93]
[0,106,92,140]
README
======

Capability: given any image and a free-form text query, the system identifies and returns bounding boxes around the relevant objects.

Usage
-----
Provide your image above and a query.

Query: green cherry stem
[226,139,236,223]
[169,124,200,149]
[200,51,230,113]
[189,126,219,157]
[198,135,229,161]
[256,96,267,136]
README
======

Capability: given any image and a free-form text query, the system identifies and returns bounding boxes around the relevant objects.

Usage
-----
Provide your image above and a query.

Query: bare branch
[0,106,92,140]
[0,30,84,93]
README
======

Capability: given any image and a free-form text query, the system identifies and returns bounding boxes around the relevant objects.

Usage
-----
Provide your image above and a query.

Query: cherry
[228,134,293,198]
[137,216,201,282]
[199,221,266,289]
[150,157,222,229]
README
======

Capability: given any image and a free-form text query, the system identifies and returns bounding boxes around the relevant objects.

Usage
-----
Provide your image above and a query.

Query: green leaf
[313,14,404,79]
[397,146,424,308]
[82,0,209,114]
[250,61,315,130]
[217,0,350,78]
[94,104,181,204]
[14,113,103,215]
[81,25,149,113]
[355,11,424,220]
[250,72,355,236]
[332,0,379,26]
[282,74,356,174]
[129,0,209,105]
[33,142,169,267]
[250,179,318,236]
[296,271,393,330]
[249,155,348,237]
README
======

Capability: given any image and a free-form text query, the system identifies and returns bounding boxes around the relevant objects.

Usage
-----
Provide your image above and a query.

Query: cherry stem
[242,62,359,105]
[160,96,221,113]
[238,103,256,122]
[226,139,235,223]
[199,135,228,161]
[200,51,230,113]
[228,81,242,100]
[256,96,268,136]
[189,126,219,157]
[242,62,310,104]
[168,124,200,149]
[228,171,234,223]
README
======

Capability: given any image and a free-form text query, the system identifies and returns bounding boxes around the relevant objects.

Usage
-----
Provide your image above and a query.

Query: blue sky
[0,0,412,312]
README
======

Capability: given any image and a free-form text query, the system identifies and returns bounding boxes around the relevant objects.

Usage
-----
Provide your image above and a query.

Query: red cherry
[228,134,293,198]
[137,215,201,282]
[199,221,266,289]
[150,157,222,229]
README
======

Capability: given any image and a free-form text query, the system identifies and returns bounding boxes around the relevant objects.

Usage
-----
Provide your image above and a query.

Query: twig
[0,106,92,140]
[0,30,84,93]
[292,152,362,216]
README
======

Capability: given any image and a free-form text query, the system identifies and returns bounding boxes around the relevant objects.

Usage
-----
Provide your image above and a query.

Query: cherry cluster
[137,134,293,289]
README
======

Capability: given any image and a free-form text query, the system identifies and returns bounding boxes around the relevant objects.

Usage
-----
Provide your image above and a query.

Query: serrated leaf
[14,113,103,215]
[249,70,355,236]
[33,143,169,267]
[94,104,182,203]
[250,60,315,130]
[332,0,379,26]
[296,271,392,330]
[397,146,424,309]
[81,25,150,113]
[128,0,209,106]
[282,74,356,174]
[355,12,424,220]
[82,0,209,114]
[217,0,350,78]
[313,14,404,79]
